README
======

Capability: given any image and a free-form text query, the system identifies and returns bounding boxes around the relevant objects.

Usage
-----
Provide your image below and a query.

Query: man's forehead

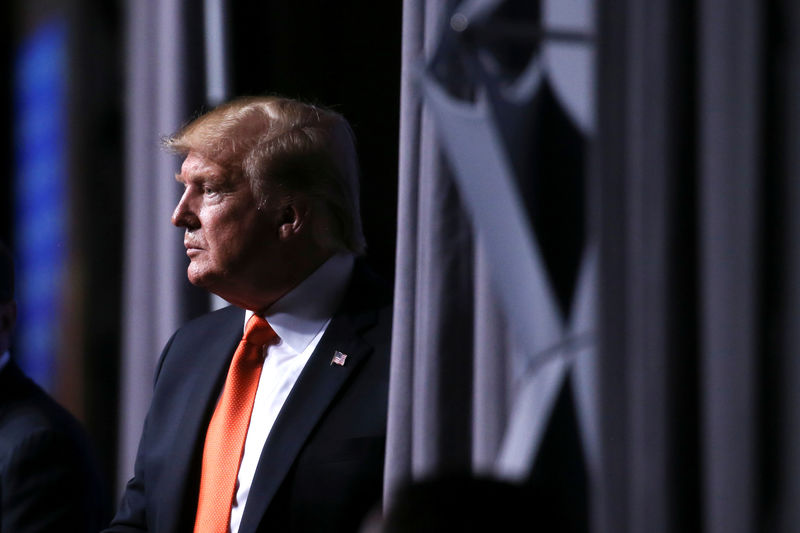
[176,151,235,181]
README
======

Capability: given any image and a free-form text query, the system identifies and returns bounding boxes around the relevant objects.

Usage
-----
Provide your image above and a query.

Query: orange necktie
[193,315,276,533]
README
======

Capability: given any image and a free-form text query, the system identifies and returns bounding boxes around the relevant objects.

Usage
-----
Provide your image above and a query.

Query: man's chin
[186,266,219,290]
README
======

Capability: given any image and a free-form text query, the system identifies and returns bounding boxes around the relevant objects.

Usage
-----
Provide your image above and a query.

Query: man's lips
[184,242,204,256]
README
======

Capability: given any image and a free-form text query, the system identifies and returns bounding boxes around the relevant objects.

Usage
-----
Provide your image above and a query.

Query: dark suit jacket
[0,360,110,533]
[107,262,393,533]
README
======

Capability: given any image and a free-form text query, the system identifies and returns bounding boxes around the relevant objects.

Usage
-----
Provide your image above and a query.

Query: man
[107,96,392,533]
[0,241,110,532]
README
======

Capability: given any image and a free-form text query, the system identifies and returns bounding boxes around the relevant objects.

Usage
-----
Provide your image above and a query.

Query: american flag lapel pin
[331,350,348,366]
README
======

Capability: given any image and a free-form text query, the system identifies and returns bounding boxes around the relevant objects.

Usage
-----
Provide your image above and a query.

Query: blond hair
[164,95,366,255]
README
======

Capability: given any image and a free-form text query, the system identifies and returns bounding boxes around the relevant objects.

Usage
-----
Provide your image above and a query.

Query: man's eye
[203,186,217,195]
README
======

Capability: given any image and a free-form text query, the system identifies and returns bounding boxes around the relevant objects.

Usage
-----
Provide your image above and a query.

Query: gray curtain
[119,0,213,496]
[388,0,800,532]
[385,2,597,530]
[120,0,187,497]
[592,0,800,531]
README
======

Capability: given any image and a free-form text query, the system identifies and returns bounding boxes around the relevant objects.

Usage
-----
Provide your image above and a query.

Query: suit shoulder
[350,259,394,307]
[167,304,245,352]
[175,304,244,335]
[0,368,95,466]
[0,380,110,530]
[154,304,243,379]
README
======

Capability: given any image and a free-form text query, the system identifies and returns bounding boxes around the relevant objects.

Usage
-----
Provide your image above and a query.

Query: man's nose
[171,189,196,228]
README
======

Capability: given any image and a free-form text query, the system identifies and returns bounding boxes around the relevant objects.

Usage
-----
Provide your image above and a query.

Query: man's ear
[277,198,310,241]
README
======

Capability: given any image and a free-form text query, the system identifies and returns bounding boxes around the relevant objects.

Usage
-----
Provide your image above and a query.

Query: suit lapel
[157,308,244,533]
[238,296,378,533]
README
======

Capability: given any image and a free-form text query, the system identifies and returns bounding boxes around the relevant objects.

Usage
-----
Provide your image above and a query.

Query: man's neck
[219,248,338,313]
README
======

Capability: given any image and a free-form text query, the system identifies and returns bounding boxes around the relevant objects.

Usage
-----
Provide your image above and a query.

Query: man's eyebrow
[174,172,227,185]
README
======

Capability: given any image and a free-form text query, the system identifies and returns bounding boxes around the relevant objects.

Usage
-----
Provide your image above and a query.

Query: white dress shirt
[228,252,355,533]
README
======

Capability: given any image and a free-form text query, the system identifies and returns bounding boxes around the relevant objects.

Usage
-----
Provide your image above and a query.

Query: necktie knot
[243,315,276,347]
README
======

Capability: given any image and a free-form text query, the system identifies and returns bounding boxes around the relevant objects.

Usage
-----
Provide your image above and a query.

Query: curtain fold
[774,4,800,531]
[593,0,800,531]
[120,0,208,496]
[471,241,510,473]
[385,4,595,531]
[383,0,425,501]
[698,2,763,532]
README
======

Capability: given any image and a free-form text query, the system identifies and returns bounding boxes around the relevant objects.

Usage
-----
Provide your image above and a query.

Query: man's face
[172,151,282,302]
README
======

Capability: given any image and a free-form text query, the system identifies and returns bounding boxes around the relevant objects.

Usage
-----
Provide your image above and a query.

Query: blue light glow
[13,18,68,391]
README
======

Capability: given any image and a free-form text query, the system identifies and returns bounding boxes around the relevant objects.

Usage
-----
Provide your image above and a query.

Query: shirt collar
[245,252,355,354]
